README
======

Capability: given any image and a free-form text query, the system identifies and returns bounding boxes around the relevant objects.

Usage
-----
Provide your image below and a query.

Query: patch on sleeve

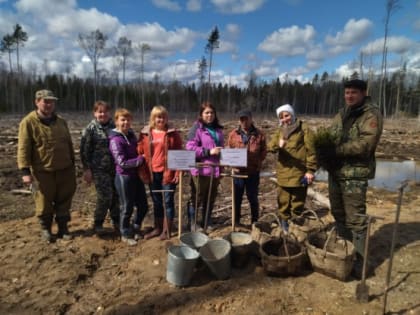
[370,120,377,128]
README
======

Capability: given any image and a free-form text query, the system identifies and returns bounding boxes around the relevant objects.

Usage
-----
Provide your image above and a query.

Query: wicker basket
[251,213,282,245]
[289,210,326,243]
[305,227,355,281]
[259,235,306,276]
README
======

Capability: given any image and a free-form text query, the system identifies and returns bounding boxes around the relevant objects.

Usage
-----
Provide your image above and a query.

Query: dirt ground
[0,114,419,315]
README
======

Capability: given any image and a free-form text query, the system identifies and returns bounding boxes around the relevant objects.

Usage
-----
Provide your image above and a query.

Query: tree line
[1,68,418,118]
[1,22,419,118]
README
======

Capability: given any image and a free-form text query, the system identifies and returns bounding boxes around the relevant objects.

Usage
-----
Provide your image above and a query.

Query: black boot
[57,219,72,240]
[39,215,53,243]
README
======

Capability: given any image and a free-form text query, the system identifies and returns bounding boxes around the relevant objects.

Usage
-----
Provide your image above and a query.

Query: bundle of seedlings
[313,127,340,171]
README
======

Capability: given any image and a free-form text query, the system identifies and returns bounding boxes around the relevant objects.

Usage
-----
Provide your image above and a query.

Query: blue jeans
[114,174,148,237]
[234,173,260,223]
[149,172,176,220]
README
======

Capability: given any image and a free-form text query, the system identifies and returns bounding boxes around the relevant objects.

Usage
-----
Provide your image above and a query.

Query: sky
[0,0,419,88]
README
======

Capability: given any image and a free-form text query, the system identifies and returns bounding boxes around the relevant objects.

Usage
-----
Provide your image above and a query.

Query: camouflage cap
[35,89,58,100]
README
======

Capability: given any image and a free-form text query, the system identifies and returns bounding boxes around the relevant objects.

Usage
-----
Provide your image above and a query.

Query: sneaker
[57,222,72,240]
[57,231,73,240]
[280,220,289,233]
[121,236,137,246]
[41,229,52,243]
[134,232,143,241]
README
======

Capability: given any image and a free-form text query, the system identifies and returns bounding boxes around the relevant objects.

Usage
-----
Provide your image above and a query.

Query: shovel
[355,215,373,302]
[382,180,408,314]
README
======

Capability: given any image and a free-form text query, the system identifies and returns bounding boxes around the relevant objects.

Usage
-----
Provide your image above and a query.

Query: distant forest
[1,69,419,119]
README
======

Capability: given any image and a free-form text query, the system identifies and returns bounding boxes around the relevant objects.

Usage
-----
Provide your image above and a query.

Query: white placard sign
[167,150,196,170]
[220,148,247,167]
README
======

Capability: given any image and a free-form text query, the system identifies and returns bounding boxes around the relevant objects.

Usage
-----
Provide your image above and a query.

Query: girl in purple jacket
[109,108,148,246]
[186,102,224,231]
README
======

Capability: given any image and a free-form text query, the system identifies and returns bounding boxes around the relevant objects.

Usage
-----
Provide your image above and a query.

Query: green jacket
[330,97,383,179]
[268,120,317,187]
[17,111,75,172]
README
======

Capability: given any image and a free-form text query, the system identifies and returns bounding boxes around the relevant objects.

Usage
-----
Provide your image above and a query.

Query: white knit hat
[276,104,296,125]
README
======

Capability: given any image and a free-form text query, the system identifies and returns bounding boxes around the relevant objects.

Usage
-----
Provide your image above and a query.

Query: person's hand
[22,175,32,185]
[172,176,179,184]
[304,173,315,185]
[83,169,93,184]
[279,138,287,148]
[210,147,222,156]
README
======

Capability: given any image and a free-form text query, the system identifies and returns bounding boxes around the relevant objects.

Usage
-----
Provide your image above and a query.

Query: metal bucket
[180,231,209,250]
[200,239,231,280]
[166,245,200,286]
[225,232,253,268]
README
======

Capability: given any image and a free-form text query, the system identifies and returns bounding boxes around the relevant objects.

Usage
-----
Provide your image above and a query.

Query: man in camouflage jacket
[320,79,383,275]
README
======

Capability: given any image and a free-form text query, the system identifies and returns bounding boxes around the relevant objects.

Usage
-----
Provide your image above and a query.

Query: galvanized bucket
[166,245,200,286]
[180,231,209,250]
[200,239,231,280]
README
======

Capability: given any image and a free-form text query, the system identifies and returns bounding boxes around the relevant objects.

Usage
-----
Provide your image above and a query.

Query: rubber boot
[57,220,72,240]
[39,215,53,243]
[336,223,353,241]
[351,231,367,279]
[159,218,173,240]
[144,217,163,240]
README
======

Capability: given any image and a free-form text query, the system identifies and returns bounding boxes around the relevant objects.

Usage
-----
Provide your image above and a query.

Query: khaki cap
[35,89,58,100]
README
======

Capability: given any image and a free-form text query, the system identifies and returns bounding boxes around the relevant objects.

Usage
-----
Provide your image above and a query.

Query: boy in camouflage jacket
[80,101,119,234]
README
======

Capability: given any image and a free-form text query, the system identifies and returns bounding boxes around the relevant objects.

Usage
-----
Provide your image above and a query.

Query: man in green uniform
[320,79,383,276]
[17,89,77,242]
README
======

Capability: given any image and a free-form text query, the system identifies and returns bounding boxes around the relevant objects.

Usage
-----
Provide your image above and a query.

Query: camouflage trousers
[328,175,368,240]
[92,170,119,226]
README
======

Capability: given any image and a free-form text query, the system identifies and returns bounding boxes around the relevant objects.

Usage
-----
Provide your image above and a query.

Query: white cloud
[334,63,358,78]
[258,25,316,57]
[15,0,77,15]
[325,18,373,54]
[117,23,198,56]
[225,23,241,40]
[361,36,417,55]
[47,8,120,37]
[211,0,266,14]
[218,40,237,53]
[152,0,181,11]
[187,0,202,11]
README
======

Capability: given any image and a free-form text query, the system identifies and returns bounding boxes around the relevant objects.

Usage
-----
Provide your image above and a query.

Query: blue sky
[0,0,419,87]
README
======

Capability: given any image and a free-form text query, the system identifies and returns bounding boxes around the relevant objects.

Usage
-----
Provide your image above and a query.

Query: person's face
[279,111,292,125]
[201,107,215,124]
[154,114,168,130]
[35,98,56,118]
[115,115,131,134]
[239,116,252,130]
[344,87,366,107]
[94,105,111,124]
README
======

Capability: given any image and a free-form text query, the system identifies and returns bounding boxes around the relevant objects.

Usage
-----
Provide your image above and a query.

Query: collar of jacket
[93,118,114,129]
[235,124,258,135]
[141,123,177,135]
